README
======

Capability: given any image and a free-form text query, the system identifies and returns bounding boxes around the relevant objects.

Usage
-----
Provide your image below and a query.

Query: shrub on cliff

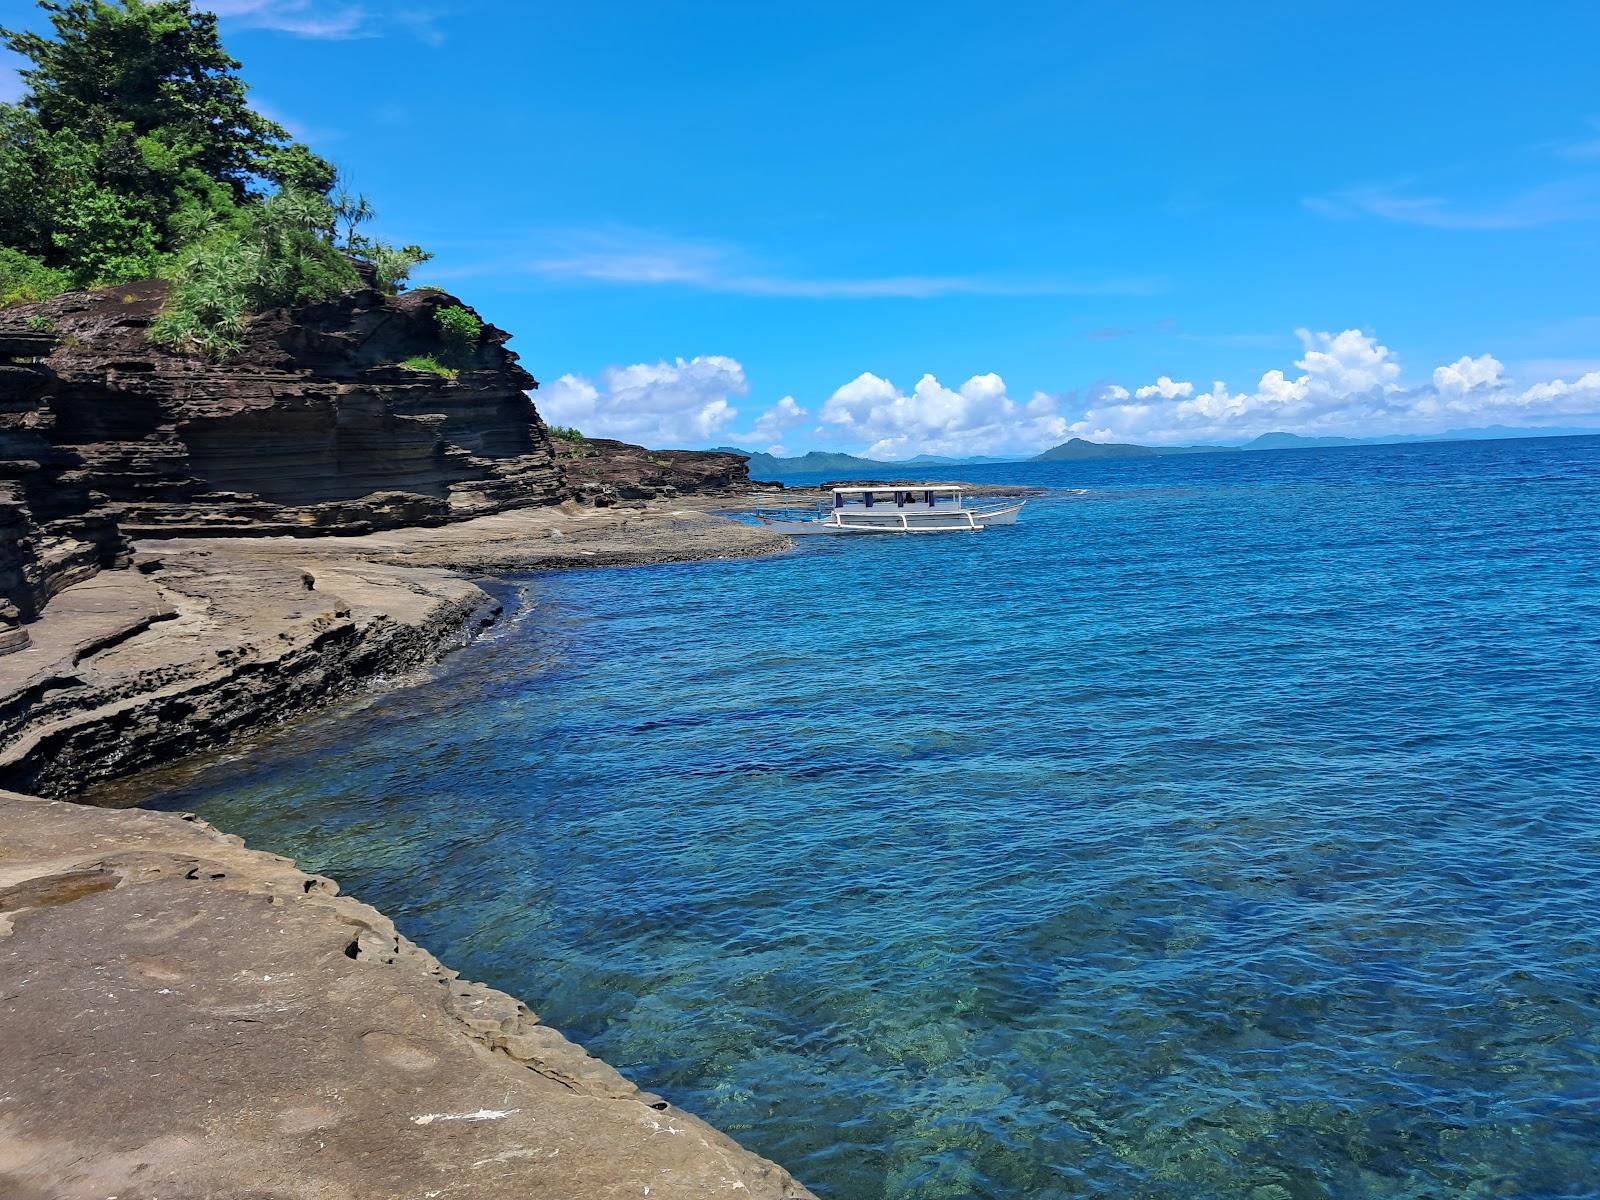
[150,190,360,358]
[400,355,459,380]
[0,247,71,307]
[436,305,484,368]
[332,188,432,295]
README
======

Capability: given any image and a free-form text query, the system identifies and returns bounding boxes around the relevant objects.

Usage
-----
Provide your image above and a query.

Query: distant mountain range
[1030,438,1220,461]
[1032,426,1600,461]
[713,426,1599,475]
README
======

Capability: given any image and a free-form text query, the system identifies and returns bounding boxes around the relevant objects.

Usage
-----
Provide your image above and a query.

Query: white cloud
[1134,376,1193,400]
[537,356,746,446]
[1432,353,1503,394]
[1297,327,1402,393]
[749,395,807,447]
[817,371,1067,459]
[535,331,1600,458]
[206,0,369,38]
[1068,329,1600,445]
[1305,179,1600,230]
[438,231,1162,299]
[206,1,442,41]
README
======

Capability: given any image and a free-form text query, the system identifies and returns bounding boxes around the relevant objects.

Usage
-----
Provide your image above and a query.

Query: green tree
[0,0,335,283]
[0,0,432,341]
[2,0,328,197]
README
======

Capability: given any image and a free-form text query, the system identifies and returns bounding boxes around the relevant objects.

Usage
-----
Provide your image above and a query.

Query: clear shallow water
[135,437,1600,1198]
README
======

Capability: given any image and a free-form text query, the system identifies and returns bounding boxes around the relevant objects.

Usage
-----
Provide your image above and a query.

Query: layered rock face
[0,328,133,652]
[0,282,766,656]
[0,282,562,652]
[559,437,771,504]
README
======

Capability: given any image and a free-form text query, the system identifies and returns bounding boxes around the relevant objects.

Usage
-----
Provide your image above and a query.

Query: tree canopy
[0,0,335,282]
[0,0,427,340]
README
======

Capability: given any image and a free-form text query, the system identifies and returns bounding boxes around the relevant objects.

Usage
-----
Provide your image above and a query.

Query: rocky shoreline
[0,501,786,798]
[0,276,825,1196]
[0,274,1033,1196]
[0,786,811,1199]
[0,499,805,1199]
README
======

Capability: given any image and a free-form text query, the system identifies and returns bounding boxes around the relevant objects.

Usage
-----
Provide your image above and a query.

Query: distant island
[716,426,1599,475]
[1030,438,1221,461]
[1032,427,1599,461]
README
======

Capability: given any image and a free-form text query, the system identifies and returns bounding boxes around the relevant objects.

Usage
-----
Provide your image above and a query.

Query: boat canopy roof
[830,485,962,495]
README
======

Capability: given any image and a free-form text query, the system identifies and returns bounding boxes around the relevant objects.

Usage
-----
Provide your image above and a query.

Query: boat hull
[759,500,1025,535]
[968,502,1023,525]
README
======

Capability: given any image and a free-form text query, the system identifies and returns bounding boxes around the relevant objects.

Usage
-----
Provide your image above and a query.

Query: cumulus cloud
[818,371,1067,459]
[538,356,747,446]
[535,331,1600,459]
[1432,353,1503,394]
[749,395,808,451]
[1066,329,1600,445]
[1134,376,1193,400]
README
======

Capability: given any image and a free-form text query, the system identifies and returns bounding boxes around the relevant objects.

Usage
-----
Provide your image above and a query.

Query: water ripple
[141,438,1600,1199]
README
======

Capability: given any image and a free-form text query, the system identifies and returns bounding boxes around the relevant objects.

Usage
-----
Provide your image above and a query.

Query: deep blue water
[134,437,1600,1198]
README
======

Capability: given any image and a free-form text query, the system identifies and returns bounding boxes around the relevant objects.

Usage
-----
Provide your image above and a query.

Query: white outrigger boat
[757,485,1024,535]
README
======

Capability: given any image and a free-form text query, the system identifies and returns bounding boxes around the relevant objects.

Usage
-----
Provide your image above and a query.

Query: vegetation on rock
[0,246,71,307]
[0,0,432,353]
[149,189,363,356]
[548,425,587,457]
[400,354,459,380]
[435,304,483,368]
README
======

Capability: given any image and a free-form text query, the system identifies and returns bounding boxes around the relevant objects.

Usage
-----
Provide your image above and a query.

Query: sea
[130,435,1600,1198]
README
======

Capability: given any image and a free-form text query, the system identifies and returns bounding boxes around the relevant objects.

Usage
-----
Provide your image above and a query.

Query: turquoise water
[140,437,1600,1198]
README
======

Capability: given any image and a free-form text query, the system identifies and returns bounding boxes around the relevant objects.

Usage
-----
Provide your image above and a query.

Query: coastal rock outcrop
[0,790,816,1199]
[559,437,776,505]
[0,505,786,799]
[0,284,761,655]
[0,282,557,652]
[9,281,563,533]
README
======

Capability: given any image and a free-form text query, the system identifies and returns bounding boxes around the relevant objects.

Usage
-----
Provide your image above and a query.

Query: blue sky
[4,0,1599,455]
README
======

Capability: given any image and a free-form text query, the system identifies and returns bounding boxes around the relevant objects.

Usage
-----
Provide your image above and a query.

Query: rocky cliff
[559,436,774,504]
[0,282,758,655]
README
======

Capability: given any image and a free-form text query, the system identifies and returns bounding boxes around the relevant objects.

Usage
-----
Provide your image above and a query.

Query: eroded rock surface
[0,289,765,656]
[0,289,806,1198]
[0,504,786,798]
[0,282,558,653]
[0,790,815,1200]
[560,437,777,505]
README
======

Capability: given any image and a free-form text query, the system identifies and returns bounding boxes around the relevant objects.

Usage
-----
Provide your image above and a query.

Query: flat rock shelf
[0,790,813,1200]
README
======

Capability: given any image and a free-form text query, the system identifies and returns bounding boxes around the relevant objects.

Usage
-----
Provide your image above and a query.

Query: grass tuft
[400,355,459,380]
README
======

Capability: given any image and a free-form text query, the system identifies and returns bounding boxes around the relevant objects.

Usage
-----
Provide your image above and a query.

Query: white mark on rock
[412,1108,520,1126]
[470,1147,542,1168]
